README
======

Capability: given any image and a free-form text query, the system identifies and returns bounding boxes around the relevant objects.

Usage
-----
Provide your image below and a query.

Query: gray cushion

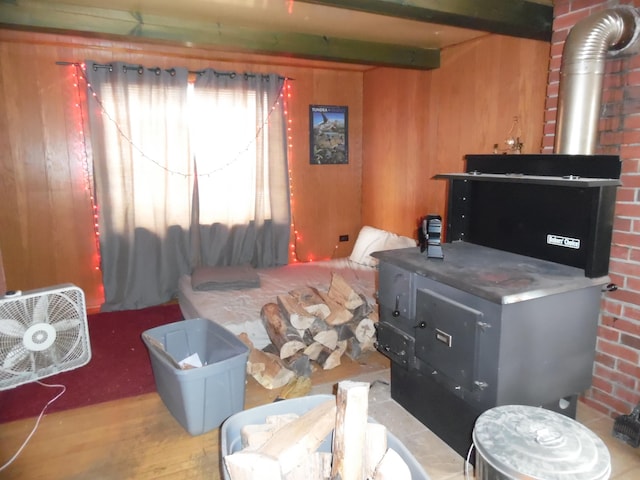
[191,265,260,291]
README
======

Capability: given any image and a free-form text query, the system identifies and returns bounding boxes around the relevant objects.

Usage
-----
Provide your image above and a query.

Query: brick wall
[545,0,640,417]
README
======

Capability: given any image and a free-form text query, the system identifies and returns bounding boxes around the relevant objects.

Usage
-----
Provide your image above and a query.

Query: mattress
[178,258,377,349]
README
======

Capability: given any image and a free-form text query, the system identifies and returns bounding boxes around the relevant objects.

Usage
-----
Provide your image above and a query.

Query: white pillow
[349,226,415,267]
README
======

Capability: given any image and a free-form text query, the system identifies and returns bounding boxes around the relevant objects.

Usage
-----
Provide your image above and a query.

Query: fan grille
[0,284,91,390]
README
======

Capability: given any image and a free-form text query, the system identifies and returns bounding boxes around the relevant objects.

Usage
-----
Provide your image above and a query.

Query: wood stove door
[415,288,483,391]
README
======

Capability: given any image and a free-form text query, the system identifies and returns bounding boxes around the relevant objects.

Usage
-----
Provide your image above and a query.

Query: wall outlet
[339,234,349,242]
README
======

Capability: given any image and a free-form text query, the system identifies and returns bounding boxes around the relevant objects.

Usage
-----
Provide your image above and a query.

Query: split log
[352,317,377,347]
[277,294,317,331]
[285,351,312,377]
[258,398,337,474]
[261,303,306,359]
[284,452,332,480]
[316,290,353,326]
[225,451,281,480]
[372,448,411,480]
[316,340,347,370]
[226,399,336,478]
[303,341,325,361]
[331,381,370,480]
[313,329,338,350]
[364,423,388,478]
[328,272,365,310]
[238,333,295,389]
[288,287,330,320]
[350,293,374,323]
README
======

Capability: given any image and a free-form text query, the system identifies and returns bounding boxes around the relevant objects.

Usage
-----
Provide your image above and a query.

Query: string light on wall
[72,63,102,273]
[283,79,301,263]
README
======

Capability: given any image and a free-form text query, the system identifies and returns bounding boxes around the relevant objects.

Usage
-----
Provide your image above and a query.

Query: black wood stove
[374,154,621,458]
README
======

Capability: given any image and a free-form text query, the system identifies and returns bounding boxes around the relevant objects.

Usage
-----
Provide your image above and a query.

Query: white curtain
[86,63,290,311]
[191,70,290,268]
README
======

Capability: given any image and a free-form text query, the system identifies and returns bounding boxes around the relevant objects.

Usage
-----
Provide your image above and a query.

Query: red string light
[283,79,300,263]
[72,64,102,272]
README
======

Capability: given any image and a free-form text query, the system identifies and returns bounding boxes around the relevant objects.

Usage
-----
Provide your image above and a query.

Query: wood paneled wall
[0,29,365,310]
[0,28,550,312]
[362,34,551,239]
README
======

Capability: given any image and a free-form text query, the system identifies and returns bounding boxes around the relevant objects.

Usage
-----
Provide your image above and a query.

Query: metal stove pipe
[555,5,639,155]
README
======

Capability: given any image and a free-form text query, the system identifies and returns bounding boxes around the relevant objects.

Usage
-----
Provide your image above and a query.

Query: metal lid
[473,405,611,480]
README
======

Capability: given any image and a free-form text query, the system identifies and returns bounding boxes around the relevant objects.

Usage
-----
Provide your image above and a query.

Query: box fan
[0,284,92,391]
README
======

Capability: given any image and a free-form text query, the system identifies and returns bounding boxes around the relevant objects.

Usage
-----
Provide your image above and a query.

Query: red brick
[553,9,592,30]
[615,202,640,217]
[620,157,640,173]
[630,248,640,262]
[602,299,624,316]
[624,114,640,130]
[618,359,640,379]
[591,375,614,393]
[598,325,621,342]
[595,351,617,368]
[588,387,634,415]
[597,338,640,363]
[613,384,640,406]
[608,258,640,277]
[607,286,640,306]
[612,231,640,248]
[610,317,640,339]
[600,116,621,132]
[622,130,640,145]
[616,188,637,203]
[627,276,640,293]
[601,131,624,146]
[594,363,637,389]
[622,304,640,321]
[621,332,640,350]
[603,76,624,91]
[620,173,640,187]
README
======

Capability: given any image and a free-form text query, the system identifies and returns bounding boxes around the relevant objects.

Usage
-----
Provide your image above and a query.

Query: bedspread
[178,258,377,349]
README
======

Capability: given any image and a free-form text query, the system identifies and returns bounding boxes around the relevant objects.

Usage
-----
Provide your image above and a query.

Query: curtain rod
[56,61,293,81]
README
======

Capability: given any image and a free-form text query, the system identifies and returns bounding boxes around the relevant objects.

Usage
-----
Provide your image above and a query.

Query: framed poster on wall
[309,105,348,164]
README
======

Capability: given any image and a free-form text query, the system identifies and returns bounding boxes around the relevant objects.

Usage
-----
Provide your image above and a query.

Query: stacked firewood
[224,381,412,480]
[239,273,378,390]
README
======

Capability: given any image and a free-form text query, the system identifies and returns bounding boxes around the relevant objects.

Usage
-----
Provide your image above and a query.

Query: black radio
[418,214,444,259]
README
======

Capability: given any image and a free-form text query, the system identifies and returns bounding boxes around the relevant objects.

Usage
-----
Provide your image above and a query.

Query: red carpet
[0,303,183,423]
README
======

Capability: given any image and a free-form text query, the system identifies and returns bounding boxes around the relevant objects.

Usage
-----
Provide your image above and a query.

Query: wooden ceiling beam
[298,0,553,41]
[0,0,440,69]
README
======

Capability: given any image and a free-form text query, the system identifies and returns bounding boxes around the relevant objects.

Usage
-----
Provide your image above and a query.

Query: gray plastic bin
[142,318,249,436]
[220,394,430,479]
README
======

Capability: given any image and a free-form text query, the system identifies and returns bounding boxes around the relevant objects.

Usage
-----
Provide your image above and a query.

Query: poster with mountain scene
[310,105,348,164]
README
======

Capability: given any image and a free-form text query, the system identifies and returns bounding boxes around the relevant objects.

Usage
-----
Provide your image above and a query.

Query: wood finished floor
[1,351,639,479]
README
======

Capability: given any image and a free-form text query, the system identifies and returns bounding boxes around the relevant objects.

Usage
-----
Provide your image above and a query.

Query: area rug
[0,303,184,423]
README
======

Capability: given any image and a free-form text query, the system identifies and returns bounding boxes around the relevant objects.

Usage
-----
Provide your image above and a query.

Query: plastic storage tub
[142,318,249,436]
[220,394,430,480]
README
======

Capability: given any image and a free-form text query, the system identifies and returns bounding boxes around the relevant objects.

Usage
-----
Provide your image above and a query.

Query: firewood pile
[224,381,412,480]
[239,273,379,390]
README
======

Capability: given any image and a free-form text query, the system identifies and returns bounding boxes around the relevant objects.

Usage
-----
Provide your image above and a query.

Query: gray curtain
[86,63,290,311]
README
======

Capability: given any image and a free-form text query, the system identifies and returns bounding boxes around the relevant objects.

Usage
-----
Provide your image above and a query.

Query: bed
[177,226,416,349]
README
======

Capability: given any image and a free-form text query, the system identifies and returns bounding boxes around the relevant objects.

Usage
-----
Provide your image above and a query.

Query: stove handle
[393,295,400,317]
[603,283,618,292]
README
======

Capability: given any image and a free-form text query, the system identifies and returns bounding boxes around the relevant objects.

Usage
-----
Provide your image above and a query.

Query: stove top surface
[373,242,608,304]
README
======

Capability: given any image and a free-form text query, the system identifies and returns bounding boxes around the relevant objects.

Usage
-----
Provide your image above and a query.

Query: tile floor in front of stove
[310,369,640,480]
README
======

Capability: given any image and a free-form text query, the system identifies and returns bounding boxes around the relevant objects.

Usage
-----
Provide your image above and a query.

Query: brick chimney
[545,0,640,417]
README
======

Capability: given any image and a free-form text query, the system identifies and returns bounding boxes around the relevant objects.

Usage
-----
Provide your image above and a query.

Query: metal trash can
[472,405,611,479]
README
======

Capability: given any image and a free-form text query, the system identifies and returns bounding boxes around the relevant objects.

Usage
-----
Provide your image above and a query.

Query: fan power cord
[464,441,475,479]
[0,381,66,472]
